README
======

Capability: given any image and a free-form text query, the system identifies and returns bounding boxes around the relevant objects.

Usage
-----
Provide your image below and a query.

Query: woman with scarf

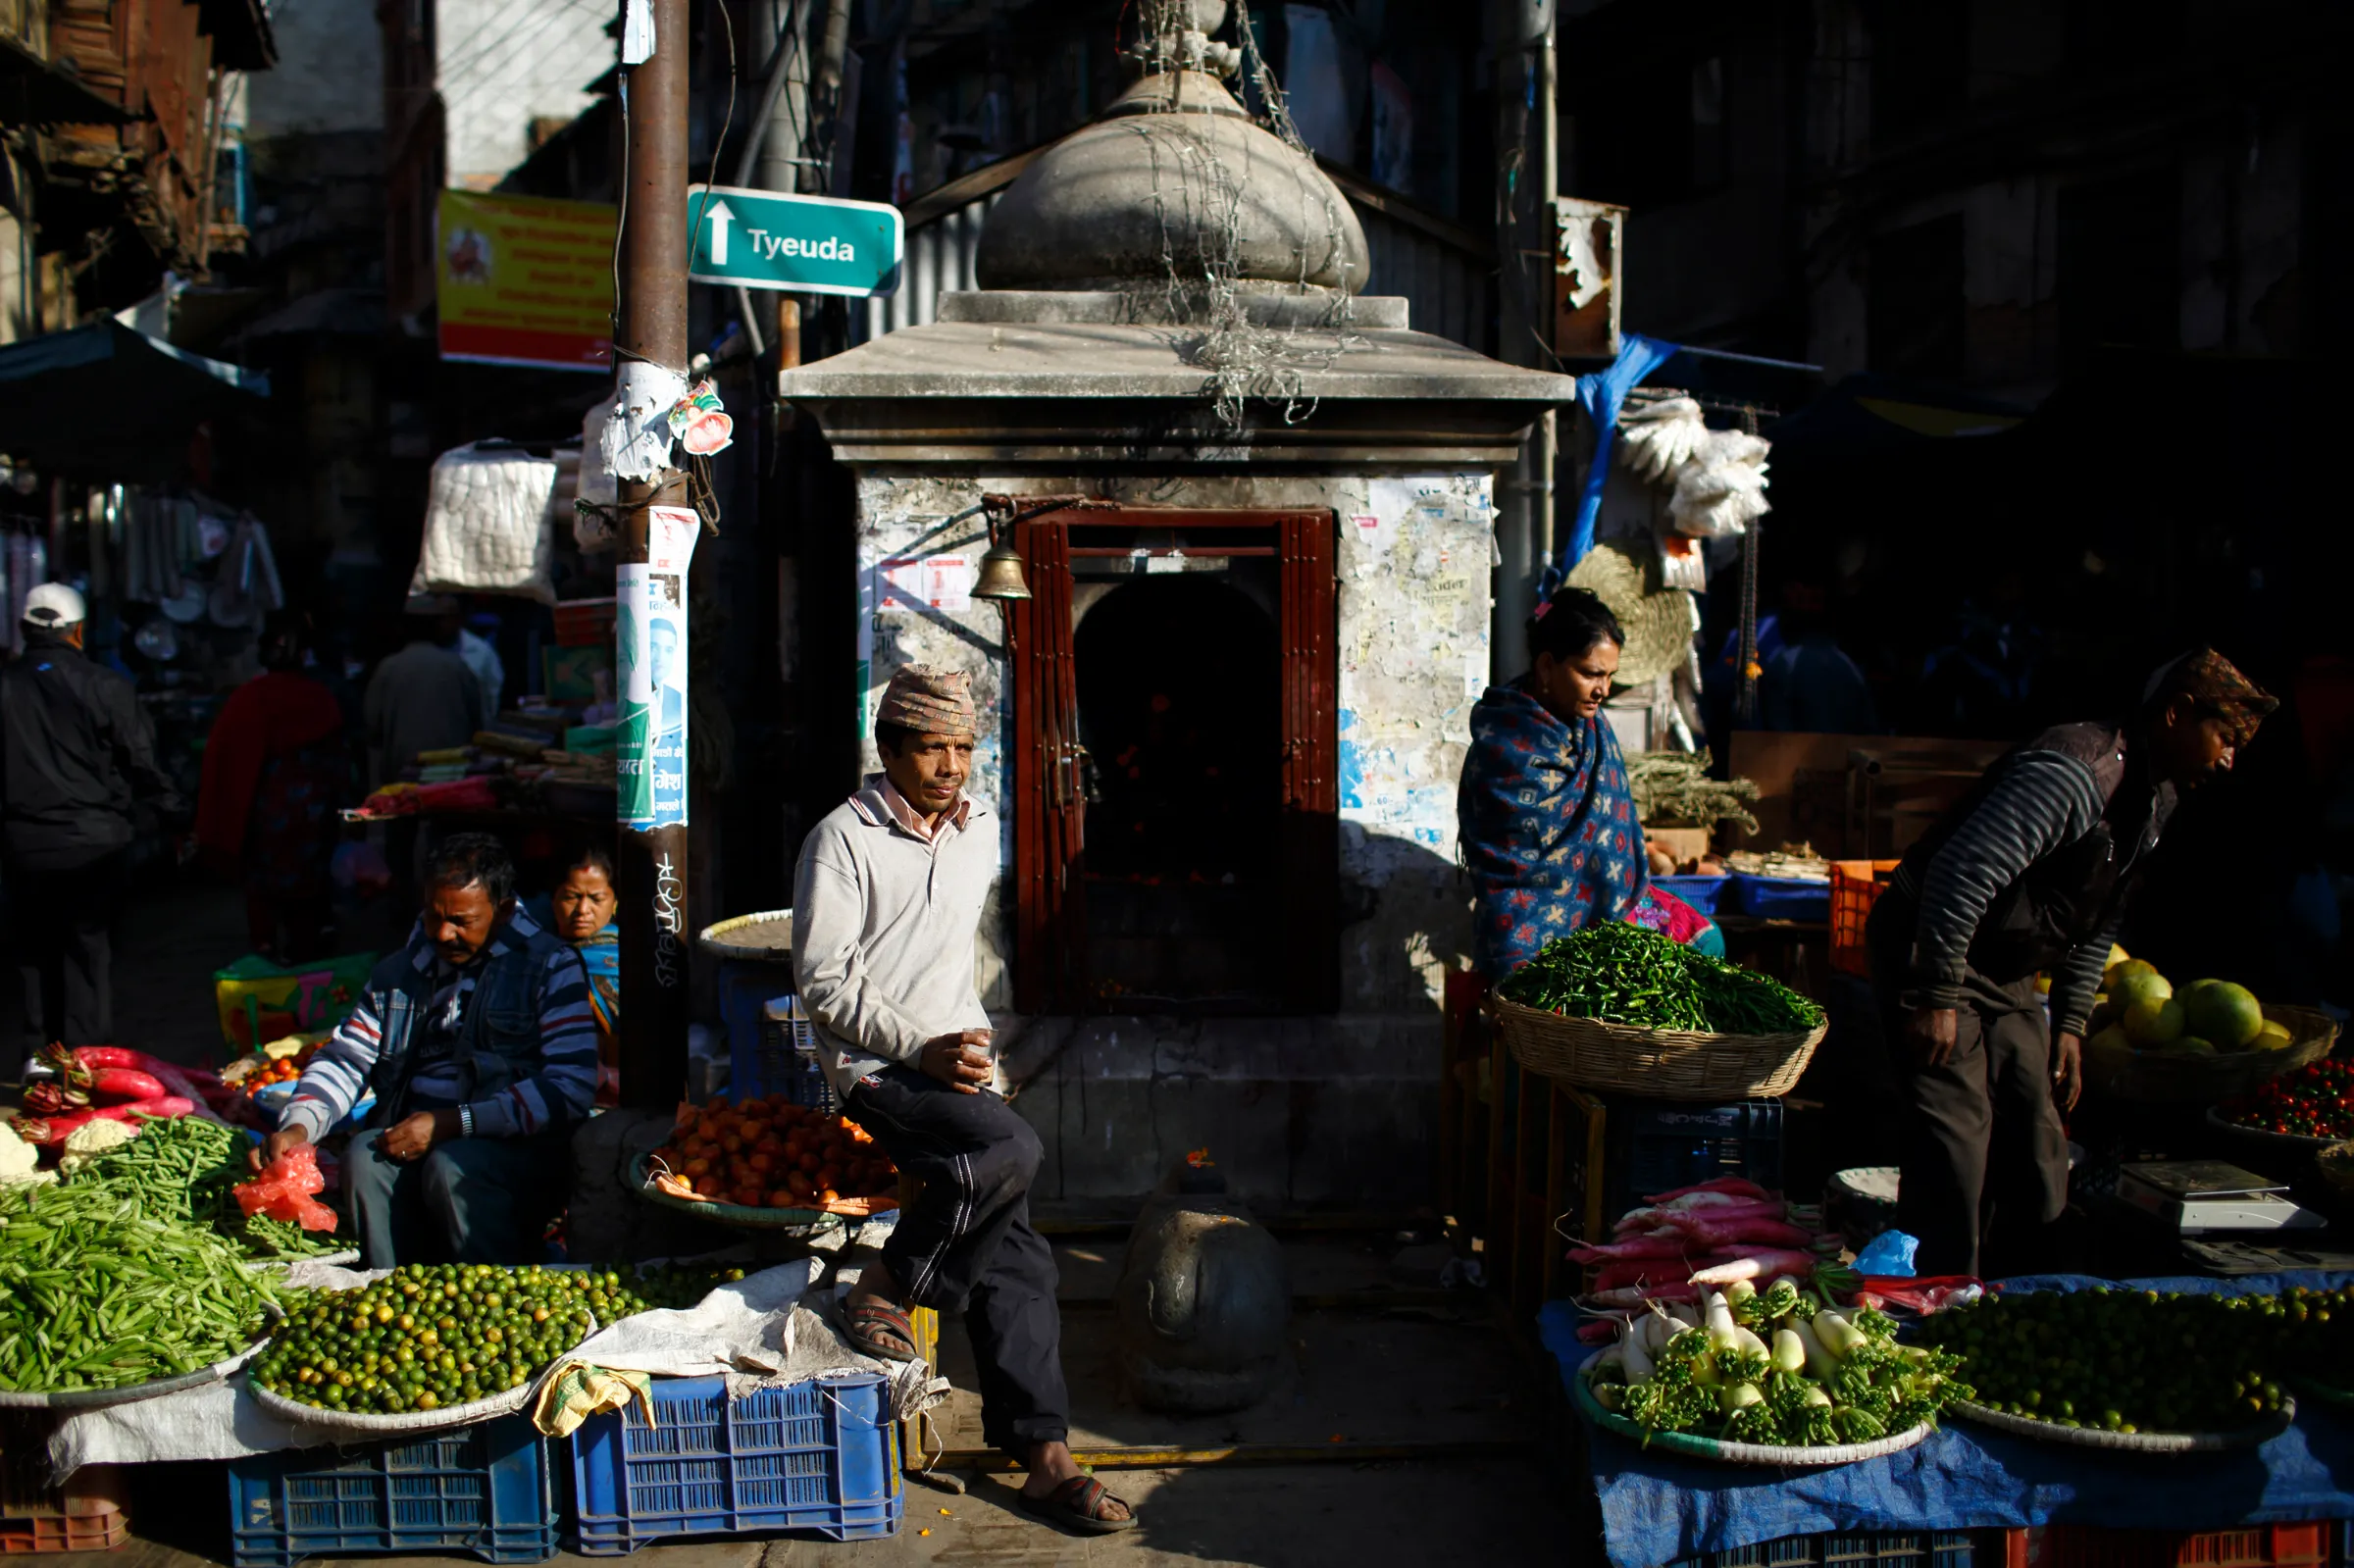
[1458,585,1719,983]
[196,613,349,962]
[529,839,621,1106]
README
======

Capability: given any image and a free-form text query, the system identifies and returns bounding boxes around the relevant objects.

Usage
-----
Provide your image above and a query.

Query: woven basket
[1947,1396,2292,1453]
[1489,993,1825,1099]
[2087,1003,2338,1105]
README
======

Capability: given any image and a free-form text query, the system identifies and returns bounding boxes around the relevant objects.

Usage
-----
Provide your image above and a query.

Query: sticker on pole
[617,507,699,831]
[686,184,903,298]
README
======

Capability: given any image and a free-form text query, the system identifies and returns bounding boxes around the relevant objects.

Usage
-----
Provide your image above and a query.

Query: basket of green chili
[1490,922,1827,1098]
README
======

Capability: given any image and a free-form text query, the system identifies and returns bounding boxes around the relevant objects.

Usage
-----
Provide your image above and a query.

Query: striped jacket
[1889,723,2172,1037]
[279,907,598,1141]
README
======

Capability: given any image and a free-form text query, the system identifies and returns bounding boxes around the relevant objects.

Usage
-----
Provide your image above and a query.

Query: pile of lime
[251,1264,650,1415]
[1915,1287,2288,1435]
[629,1263,750,1311]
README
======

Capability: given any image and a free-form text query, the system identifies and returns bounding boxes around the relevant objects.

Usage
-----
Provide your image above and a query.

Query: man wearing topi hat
[793,664,1135,1537]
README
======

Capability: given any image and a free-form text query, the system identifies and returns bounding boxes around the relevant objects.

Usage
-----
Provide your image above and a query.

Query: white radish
[1771,1329,1807,1374]
[1791,1316,1841,1380]
[1816,1308,1868,1358]
[1668,1302,1701,1328]
[1619,1317,1655,1382]
[1802,1385,1832,1408]
[1729,1324,1770,1358]
[1724,1279,1758,1304]
[1704,1290,1736,1336]
[1718,1381,1763,1415]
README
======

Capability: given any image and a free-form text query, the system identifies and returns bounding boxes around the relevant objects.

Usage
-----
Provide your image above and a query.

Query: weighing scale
[2113,1160,2326,1235]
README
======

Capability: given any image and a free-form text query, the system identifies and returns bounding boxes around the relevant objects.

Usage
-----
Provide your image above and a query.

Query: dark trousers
[344,1124,570,1268]
[844,1066,1069,1452]
[7,850,127,1056]
[1868,900,2070,1279]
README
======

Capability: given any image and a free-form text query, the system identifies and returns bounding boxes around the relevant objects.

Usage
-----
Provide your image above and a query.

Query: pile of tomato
[2219,1058,2354,1139]
[649,1093,897,1210]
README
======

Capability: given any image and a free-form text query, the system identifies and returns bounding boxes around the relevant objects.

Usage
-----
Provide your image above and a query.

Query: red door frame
[1008,506,1338,1014]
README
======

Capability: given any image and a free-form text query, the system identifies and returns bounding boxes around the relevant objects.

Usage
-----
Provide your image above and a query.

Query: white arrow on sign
[704,199,734,267]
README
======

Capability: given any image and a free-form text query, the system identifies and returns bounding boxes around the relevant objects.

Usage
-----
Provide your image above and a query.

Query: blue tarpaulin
[1562,332,1679,580]
[1546,1273,2354,1568]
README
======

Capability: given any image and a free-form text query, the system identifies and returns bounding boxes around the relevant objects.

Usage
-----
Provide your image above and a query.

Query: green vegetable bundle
[253,1264,655,1415]
[1591,1281,1968,1447]
[63,1115,342,1260]
[1916,1287,2289,1434]
[1498,921,1825,1035]
[0,1182,282,1392]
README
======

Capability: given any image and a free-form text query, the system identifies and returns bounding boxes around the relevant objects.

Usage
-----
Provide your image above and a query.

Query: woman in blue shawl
[1458,585,1720,980]
[527,839,621,1105]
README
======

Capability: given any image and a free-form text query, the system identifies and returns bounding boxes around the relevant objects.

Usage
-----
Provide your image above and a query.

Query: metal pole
[616,0,693,1111]
[1534,15,1559,568]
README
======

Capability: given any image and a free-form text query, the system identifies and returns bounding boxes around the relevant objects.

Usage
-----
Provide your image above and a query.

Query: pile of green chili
[67,1116,343,1260]
[1497,920,1824,1035]
[0,1182,281,1392]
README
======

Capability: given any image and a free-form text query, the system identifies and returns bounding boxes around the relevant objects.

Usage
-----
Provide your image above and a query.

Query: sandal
[1016,1474,1137,1536]
[842,1297,920,1363]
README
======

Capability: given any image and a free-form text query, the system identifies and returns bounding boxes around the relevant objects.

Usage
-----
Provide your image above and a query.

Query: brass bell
[972,539,1034,601]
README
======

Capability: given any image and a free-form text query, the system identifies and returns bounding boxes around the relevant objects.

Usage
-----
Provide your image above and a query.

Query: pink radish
[1643,1176,1771,1204]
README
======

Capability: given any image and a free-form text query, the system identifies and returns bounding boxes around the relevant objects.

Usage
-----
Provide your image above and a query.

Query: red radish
[1592,1258,1689,1292]
[1585,1284,1699,1308]
[1567,1234,1692,1264]
[1618,1195,1785,1228]
[1661,1215,1815,1250]
[1643,1176,1771,1204]
[1687,1247,1817,1286]
[87,1068,168,1103]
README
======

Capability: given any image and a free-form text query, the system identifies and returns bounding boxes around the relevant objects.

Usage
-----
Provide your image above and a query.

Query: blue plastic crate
[1656,875,1730,916]
[1599,1096,1784,1228]
[566,1373,900,1553]
[1669,1532,1974,1568]
[226,1412,556,1567]
[1727,875,1831,922]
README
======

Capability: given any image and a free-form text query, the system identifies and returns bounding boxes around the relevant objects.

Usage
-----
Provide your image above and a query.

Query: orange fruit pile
[241,1045,319,1095]
[651,1094,897,1209]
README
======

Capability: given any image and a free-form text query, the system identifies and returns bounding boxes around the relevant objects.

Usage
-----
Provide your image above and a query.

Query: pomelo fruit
[2123,997,2187,1047]
[2255,1021,2295,1052]
[2110,971,2175,1017]
[2104,958,2160,994]
[2172,1037,2218,1056]
[2183,982,2265,1050]
[2087,1025,2135,1071]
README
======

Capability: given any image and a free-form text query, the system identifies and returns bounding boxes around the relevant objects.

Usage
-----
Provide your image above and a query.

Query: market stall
[1547,1273,2354,1568]
[0,1076,933,1556]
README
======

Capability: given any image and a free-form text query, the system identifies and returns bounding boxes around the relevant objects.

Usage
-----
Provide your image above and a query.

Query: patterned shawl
[1458,682,1686,979]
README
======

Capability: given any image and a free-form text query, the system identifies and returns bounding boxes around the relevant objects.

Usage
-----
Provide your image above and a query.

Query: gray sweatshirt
[793,778,998,1098]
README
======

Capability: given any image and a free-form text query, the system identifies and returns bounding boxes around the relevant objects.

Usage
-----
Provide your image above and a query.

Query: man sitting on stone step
[793,663,1134,1538]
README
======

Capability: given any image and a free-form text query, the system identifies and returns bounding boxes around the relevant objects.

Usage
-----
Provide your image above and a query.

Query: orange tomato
[787,1171,813,1196]
[819,1189,840,1204]
[767,1190,796,1209]
[684,1157,712,1178]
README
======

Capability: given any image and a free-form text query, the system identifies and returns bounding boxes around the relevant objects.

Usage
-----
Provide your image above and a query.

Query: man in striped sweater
[252,834,598,1266]
[1868,649,2277,1276]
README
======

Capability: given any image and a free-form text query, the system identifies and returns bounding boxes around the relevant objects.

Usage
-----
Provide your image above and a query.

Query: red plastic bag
[232,1144,338,1232]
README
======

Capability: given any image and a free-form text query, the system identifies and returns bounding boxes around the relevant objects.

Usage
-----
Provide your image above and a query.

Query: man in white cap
[793,664,1135,1537]
[0,583,182,1053]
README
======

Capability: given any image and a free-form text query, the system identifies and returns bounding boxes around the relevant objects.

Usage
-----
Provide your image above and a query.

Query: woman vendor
[529,840,620,1106]
[1459,585,1720,981]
